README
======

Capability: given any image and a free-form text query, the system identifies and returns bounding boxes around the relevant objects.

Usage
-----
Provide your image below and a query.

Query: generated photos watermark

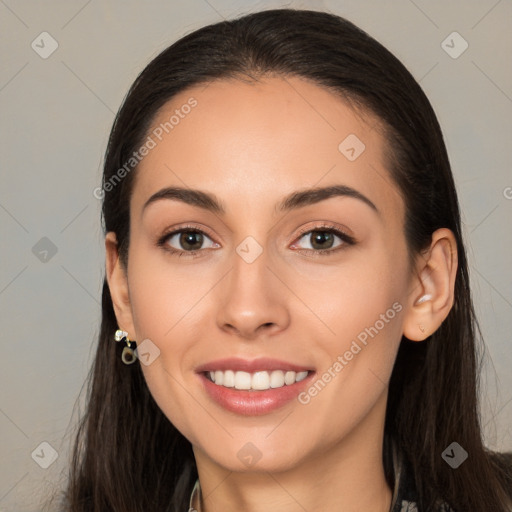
[93,97,198,200]
[298,301,403,405]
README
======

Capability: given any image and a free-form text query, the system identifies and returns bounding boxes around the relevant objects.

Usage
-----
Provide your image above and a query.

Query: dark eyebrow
[143,187,226,215]
[276,185,379,215]
[142,185,379,216]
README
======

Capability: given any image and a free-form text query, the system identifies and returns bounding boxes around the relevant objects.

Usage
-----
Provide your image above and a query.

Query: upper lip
[195,357,314,374]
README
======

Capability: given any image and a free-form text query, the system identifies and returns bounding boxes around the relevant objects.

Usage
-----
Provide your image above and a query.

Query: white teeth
[270,370,285,388]
[296,371,308,382]
[223,370,235,387]
[214,370,224,386]
[252,371,270,390]
[234,371,252,390]
[207,369,310,390]
[284,371,296,385]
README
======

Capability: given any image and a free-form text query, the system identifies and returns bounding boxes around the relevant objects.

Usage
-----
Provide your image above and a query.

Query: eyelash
[156,223,356,258]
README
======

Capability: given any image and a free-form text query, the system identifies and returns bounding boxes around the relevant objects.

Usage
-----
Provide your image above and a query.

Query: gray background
[0,0,511,510]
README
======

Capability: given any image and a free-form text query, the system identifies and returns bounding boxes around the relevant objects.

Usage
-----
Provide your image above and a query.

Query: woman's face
[115,76,417,473]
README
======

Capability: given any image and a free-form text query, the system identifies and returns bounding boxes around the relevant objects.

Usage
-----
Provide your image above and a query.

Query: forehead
[130,76,403,226]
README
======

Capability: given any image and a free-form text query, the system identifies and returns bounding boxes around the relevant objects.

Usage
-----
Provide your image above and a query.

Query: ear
[402,228,458,341]
[105,231,136,340]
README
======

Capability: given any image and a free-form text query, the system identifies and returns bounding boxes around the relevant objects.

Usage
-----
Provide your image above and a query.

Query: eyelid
[159,223,217,239]
[292,221,354,241]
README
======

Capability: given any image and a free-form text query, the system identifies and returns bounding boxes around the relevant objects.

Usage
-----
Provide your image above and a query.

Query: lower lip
[198,372,315,416]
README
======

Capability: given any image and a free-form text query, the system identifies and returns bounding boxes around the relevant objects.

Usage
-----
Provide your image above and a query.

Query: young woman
[59,8,512,511]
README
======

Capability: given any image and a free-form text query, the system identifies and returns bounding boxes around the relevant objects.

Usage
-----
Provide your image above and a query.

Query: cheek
[127,241,206,340]
[297,280,404,451]
[298,244,407,425]
[303,248,407,357]
[125,244,215,442]
[139,361,200,444]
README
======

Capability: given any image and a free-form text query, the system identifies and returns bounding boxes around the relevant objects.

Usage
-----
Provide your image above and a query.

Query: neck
[192,390,393,512]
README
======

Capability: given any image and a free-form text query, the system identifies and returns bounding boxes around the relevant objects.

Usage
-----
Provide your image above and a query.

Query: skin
[106,76,458,511]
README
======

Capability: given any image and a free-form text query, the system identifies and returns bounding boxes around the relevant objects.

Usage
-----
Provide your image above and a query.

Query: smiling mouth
[204,369,311,391]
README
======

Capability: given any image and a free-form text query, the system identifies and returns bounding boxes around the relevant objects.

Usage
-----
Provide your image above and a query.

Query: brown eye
[290,225,356,256]
[178,231,204,251]
[159,228,218,254]
[308,231,336,250]
[294,229,347,252]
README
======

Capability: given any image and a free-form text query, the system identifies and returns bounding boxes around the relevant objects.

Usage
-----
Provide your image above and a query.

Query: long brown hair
[56,8,512,511]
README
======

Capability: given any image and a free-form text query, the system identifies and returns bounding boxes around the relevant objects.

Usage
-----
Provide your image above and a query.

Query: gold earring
[115,329,137,365]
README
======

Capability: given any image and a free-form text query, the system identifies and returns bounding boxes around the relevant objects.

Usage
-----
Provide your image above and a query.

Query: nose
[216,248,290,340]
